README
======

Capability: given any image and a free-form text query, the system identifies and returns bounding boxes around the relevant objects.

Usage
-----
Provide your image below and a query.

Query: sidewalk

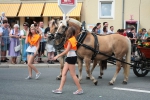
[0,56,113,68]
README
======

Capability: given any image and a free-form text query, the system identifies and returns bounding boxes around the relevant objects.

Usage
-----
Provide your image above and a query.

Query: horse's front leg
[77,57,83,82]
[56,56,64,80]
[85,58,98,85]
[109,60,121,85]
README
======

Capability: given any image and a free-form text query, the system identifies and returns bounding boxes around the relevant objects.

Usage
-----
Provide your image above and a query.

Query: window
[98,0,114,19]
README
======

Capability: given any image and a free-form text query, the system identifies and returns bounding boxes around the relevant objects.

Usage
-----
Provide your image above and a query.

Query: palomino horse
[49,19,66,80]
[50,18,131,85]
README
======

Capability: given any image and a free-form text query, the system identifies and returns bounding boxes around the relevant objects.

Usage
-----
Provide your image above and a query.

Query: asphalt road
[0,65,150,100]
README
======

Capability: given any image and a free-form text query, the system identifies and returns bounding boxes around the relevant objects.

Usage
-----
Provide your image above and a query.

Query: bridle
[53,21,69,51]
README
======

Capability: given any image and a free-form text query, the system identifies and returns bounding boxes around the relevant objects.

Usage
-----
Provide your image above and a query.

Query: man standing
[108,26,114,34]
[0,20,10,62]
[127,28,137,60]
[0,12,7,24]
[38,21,46,63]
[103,22,108,27]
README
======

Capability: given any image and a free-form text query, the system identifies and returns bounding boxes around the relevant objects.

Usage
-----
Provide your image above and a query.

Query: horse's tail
[124,37,131,80]
[101,60,107,70]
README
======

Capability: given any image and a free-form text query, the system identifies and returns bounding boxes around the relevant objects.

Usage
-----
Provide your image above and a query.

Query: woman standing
[103,26,108,34]
[25,24,41,80]
[9,24,20,64]
[52,27,83,95]
[20,22,29,64]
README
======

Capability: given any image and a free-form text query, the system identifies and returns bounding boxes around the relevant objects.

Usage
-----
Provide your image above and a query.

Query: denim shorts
[27,52,34,55]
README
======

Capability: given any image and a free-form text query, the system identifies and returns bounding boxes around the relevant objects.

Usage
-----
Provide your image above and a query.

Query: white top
[67,50,77,57]
[0,27,3,33]
[10,29,20,35]
[26,46,37,53]
[108,30,114,34]
[20,30,25,36]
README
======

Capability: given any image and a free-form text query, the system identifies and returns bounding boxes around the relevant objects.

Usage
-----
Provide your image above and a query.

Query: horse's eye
[62,26,66,29]
[55,27,58,30]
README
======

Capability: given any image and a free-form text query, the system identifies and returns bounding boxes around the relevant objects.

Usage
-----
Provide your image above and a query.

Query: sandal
[73,90,83,95]
[11,62,15,64]
[52,89,62,94]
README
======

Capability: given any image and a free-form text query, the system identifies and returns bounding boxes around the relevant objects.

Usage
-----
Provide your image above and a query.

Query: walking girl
[25,24,41,79]
[52,27,83,95]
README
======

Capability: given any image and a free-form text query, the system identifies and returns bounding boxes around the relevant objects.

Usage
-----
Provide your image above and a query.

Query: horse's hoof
[109,82,113,85]
[122,81,127,85]
[86,76,90,79]
[100,73,103,75]
[76,75,78,78]
[94,81,98,85]
[98,76,102,79]
[56,77,61,80]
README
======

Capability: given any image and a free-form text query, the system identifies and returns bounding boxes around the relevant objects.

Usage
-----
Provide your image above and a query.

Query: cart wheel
[133,62,149,77]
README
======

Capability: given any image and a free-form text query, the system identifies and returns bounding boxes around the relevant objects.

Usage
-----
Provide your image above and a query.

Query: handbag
[14,40,21,52]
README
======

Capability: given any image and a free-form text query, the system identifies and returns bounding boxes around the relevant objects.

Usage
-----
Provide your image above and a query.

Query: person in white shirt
[108,26,114,34]
[38,21,46,63]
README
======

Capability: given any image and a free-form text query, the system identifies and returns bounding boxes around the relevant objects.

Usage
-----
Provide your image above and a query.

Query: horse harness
[77,30,99,60]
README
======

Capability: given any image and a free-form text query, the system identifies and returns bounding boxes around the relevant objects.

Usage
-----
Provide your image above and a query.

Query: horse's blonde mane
[66,18,82,27]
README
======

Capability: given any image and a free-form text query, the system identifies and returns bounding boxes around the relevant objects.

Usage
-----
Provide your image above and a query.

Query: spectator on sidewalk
[25,24,41,80]
[20,22,29,64]
[103,26,108,34]
[38,21,46,63]
[45,20,55,64]
[96,23,101,34]
[0,20,10,62]
[9,24,20,64]
[108,26,114,34]
[0,12,7,24]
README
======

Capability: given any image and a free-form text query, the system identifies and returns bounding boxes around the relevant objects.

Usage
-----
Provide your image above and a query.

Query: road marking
[113,87,150,94]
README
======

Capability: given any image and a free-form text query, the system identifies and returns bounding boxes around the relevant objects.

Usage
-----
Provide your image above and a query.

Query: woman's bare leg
[58,62,69,90]
[68,63,82,91]
[27,55,32,77]
[27,55,39,74]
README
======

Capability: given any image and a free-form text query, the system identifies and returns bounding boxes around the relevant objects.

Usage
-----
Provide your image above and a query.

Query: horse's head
[55,18,82,39]
[47,19,58,40]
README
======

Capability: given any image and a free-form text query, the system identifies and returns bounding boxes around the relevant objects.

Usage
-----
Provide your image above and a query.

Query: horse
[50,18,131,85]
[49,19,66,80]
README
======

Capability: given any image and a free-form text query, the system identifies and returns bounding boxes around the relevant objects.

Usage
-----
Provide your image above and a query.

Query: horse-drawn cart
[133,43,150,77]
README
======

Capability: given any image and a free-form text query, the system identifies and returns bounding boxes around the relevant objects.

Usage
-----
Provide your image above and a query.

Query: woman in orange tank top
[52,27,83,95]
[25,24,41,80]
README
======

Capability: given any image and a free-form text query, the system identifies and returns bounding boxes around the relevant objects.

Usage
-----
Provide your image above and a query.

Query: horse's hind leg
[122,62,128,84]
[77,57,83,82]
[98,61,104,79]
[56,56,64,80]
[109,60,121,85]
[85,57,98,85]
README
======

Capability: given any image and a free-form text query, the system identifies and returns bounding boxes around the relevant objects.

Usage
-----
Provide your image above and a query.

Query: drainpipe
[122,0,125,29]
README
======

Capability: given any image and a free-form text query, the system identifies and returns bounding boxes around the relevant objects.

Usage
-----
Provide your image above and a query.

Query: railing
[0,36,49,64]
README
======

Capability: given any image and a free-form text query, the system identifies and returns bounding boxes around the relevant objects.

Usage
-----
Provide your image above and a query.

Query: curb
[0,63,114,68]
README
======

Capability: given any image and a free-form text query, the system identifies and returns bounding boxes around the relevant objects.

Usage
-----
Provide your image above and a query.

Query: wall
[81,0,123,32]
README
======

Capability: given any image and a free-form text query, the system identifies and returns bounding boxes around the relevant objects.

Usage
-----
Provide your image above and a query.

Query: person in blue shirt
[0,20,10,62]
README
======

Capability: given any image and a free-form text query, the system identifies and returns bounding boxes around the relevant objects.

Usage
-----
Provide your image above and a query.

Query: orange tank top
[64,36,77,50]
[28,34,41,47]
